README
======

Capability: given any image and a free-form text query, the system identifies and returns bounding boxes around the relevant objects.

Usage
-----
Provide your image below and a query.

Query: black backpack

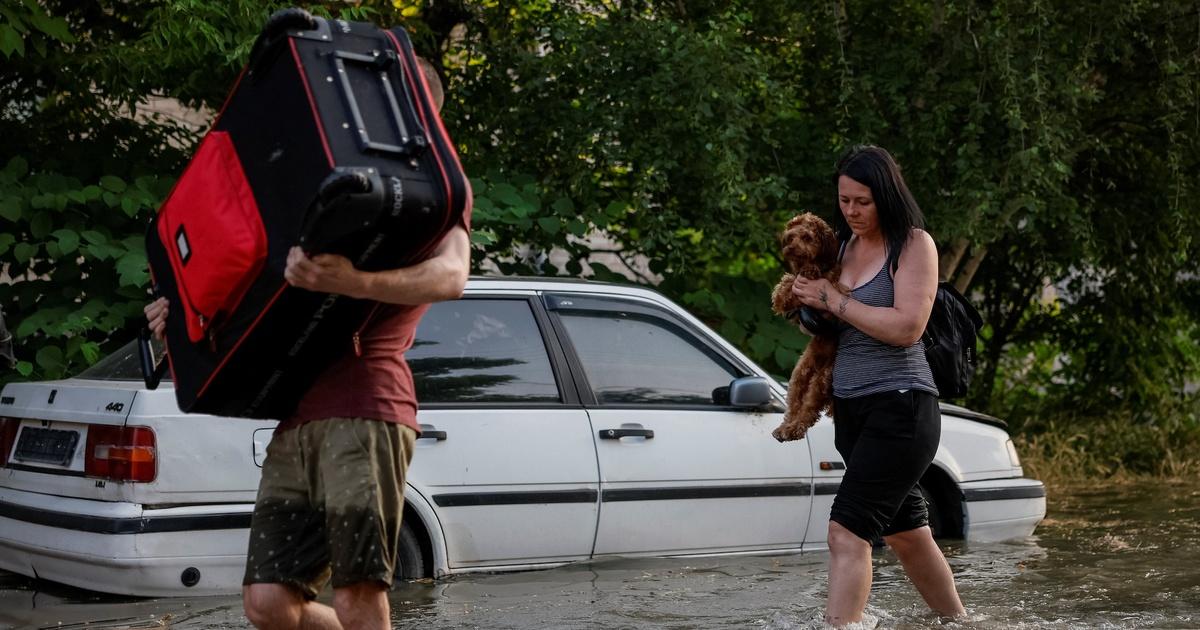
[922,282,983,399]
[879,244,984,399]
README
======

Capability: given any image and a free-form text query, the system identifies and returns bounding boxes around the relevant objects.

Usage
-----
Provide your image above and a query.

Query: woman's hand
[792,277,844,313]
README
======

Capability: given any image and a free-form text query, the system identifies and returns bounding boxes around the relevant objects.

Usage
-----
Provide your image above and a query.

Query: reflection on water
[2,480,1198,629]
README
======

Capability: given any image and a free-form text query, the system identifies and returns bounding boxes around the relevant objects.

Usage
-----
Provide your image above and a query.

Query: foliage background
[2,0,1197,477]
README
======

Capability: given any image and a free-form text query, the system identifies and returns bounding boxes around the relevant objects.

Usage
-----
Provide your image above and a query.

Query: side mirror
[728,376,773,408]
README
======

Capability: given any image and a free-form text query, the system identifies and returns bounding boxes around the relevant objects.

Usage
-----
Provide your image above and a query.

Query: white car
[0,277,1045,597]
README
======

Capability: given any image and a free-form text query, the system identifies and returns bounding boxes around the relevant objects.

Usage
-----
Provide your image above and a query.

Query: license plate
[14,427,80,466]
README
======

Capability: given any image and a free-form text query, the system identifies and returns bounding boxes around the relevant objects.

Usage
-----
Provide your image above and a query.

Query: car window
[558,310,739,405]
[409,299,561,403]
[75,340,146,381]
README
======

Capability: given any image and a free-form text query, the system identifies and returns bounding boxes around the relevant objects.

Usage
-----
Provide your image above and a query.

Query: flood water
[2,479,1198,629]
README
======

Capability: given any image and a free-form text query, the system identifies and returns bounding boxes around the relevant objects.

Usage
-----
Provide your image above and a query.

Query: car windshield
[74,340,147,381]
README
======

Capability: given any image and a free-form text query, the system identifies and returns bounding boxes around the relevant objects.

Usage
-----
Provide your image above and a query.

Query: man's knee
[828,520,871,554]
[243,583,304,629]
[333,580,390,628]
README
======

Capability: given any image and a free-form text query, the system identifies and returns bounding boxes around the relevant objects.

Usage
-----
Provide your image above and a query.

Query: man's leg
[243,427,335,627]
[332,581,391,630]
[243,583,342,630]
[882,526,965,618]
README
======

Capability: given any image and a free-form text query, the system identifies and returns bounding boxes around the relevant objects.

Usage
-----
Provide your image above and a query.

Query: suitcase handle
[248,8,318,81]
[333,50,428,156]
[138,327,169,391]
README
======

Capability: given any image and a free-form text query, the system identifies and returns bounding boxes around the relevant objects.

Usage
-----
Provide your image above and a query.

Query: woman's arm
[792,229,938,347]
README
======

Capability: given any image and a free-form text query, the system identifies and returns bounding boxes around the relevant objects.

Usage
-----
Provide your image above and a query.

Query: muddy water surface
[2,480,1197,629]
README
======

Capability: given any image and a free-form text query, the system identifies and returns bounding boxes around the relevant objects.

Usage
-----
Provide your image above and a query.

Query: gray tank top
[832,255,939,399]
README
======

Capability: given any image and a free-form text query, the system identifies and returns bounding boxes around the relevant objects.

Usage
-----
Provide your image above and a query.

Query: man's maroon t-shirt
[278,207,470,435]
[280,302,429,434]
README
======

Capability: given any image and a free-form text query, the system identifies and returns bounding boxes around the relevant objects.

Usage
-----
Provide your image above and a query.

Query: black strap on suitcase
[141,8,470,419]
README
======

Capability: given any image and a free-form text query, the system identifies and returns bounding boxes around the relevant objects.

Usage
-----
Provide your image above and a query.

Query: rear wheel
[918,469,964,539]
[394,520,426,580]
[919,484,944,538]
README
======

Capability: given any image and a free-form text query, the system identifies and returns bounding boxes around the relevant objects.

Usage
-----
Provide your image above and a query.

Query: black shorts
[829,389,940,542]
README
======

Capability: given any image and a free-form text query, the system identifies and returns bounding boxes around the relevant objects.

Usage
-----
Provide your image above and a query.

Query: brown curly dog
[770,213,844,442]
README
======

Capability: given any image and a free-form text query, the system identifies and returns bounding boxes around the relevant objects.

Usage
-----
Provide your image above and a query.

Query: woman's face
[838,175,879,238]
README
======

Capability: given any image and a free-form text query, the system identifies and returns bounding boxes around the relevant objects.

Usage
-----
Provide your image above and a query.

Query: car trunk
[1,378,273,506]
[1,380,139,503]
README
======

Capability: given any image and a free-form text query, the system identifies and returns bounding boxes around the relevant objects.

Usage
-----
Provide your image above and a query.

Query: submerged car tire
[394,520,426,581]
[920,484,944,538]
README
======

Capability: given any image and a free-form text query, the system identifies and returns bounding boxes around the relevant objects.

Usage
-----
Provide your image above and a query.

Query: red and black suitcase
[141,8,470,419]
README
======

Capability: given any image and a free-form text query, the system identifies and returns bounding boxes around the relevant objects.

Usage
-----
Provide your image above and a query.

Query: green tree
[3,0,1197,462]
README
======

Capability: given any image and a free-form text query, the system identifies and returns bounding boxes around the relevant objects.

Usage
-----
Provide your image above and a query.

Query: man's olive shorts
[243,417,417,598]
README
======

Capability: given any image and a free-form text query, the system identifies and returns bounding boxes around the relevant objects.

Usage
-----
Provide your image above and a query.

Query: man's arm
[284,225,470,304]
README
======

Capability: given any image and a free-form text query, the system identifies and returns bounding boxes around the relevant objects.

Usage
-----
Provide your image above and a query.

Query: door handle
[599,428,654,440]
[418,424,447,441]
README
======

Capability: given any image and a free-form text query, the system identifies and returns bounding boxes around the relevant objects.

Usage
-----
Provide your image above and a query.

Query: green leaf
[100,175,127,193]
[28,12,75,43]
[747,334,774,357]
[604,200,628,220]
[0,198,21,221]
[81,185,102,200]
[4,156,28,178]
[29,211,51,238]
[116,251,149,287]
[35,345,65,372]
[80,341,101,365]
[551,196,575,215]
[81,230,108,245]
[120,196,138,217]
[13,242,36,263]
[537,217,561,235]
[491,184,523,207]
[0,24,24,58]
[774,347,798,371]
[52,228,79,254]
[0,233,14,255]
[15,361,32,377]
[566,219,588,236]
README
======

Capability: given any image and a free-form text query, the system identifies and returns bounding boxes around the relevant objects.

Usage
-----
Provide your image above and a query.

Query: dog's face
[780,213,839,273]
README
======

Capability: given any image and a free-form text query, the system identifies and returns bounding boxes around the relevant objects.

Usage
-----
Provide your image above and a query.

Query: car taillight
[0,417,19,467]
[85,425,157,482]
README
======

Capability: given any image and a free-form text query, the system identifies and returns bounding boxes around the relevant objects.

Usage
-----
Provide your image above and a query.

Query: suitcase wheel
[318,171,373,204]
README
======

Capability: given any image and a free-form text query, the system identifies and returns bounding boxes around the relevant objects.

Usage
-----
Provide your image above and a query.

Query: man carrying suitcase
[146,59,469,630]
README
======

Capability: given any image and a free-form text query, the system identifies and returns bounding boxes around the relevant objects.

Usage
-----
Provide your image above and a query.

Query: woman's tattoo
[819,288,828,306]
[838,294,851,315]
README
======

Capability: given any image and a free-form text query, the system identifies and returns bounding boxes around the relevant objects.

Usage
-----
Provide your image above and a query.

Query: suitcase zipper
[352,303,383,357]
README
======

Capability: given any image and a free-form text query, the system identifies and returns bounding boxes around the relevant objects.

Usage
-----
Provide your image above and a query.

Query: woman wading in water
[790,145,966,626]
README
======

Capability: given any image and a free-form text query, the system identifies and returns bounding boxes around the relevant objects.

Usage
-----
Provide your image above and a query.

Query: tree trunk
[953,245,988,293]
[938,237,970,282]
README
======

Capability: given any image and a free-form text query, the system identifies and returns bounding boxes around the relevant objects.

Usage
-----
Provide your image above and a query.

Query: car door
[404,294,600,569]
[544,292,813,556]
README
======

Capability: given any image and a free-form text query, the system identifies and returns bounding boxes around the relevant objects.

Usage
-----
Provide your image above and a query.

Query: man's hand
[144,297,169,341]
[284,247,366,298]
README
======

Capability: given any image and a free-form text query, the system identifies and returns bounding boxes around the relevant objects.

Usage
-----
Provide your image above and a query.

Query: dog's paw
[772,424,807,442]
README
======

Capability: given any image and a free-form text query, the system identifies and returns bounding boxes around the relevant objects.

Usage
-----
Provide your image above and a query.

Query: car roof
[464,275,665,299]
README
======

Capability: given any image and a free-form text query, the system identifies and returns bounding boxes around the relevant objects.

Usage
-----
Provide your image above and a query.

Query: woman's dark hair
[832,145,925,271]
